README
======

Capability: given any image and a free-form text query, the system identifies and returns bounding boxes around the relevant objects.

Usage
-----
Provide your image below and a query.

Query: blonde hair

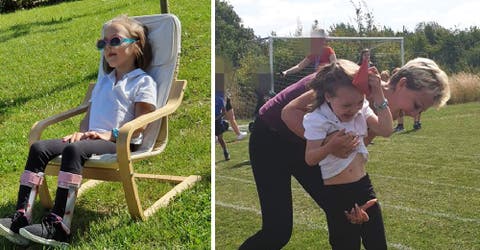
[102,15,152,73]
[389,58,450,108]
[308,59,359,111]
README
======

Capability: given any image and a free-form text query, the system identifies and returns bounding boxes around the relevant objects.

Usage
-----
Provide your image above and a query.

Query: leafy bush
[0,0,73,13]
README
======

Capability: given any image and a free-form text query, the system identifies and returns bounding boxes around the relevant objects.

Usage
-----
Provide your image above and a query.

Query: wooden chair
[29,14,201,221]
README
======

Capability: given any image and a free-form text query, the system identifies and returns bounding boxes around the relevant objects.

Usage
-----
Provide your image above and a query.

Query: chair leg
[38,178,53,209]
[122,176,145,220]
[144,175,201,218]
[78,180,103,197]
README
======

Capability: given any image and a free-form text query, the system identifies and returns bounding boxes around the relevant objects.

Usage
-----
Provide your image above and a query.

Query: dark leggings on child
[16,139,116,217]
[323,174,387,250]
[240,118,327,250]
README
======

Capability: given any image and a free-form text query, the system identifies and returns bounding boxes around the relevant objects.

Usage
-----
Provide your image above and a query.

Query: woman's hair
[102,15,152,73]
[307,59,359,111]
[389,58,450,108]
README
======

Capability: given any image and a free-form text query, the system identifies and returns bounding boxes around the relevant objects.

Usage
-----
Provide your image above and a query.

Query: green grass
[215,103,480,249]
[0,0,210,248]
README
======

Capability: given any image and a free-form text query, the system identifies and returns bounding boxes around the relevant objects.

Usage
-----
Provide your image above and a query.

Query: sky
[225,0,480,37]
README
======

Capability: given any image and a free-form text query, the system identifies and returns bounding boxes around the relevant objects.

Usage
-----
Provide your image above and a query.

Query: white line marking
[381,203,480,223]
[216,175,480,223]
[370,174,480,192]
[216,200,414,250]
[216,201,260,215]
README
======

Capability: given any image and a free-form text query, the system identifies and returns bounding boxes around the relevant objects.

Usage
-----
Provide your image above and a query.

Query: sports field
[215,102,480,249]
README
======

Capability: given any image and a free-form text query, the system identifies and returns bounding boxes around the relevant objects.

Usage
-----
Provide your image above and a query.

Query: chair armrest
[29,104,90,145]
[115,80,187,162]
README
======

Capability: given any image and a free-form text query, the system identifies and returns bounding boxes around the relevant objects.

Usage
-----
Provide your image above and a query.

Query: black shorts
[215,119,229,136]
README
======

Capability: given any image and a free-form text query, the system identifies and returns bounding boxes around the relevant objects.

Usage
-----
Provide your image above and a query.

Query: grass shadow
[229,160,251,169]
[0,72,97,120]
[0,200,120,249]
[0,17,73,44]
[395,128,421,135]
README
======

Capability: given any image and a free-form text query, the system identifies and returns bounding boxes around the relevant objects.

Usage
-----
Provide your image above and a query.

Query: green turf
[0,0,210,248]
[215,103,480,249]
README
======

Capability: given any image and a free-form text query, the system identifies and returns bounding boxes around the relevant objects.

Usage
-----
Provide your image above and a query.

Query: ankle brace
[57,171,82,229]
[20,170,44,222]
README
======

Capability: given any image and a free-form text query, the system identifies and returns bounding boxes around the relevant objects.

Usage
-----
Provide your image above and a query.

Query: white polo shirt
[89,68,157,133]
[303,100,374,179]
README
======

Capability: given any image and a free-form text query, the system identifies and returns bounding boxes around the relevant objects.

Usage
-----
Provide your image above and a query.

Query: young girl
[0,15,156,246]
[303,59,392,249]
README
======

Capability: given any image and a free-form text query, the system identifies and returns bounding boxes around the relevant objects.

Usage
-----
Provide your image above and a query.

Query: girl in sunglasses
[0,15,156,247]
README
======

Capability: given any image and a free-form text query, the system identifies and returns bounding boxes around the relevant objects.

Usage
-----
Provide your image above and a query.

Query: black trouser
[16,139,116,216]
[323,174,387,250]
[240,119,326,250]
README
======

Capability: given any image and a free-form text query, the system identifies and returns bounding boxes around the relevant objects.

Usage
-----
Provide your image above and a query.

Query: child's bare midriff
[324,153,367,185]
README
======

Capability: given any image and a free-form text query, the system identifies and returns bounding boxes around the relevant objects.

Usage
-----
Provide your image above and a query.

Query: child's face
[102,23,137,71]
[325,86,365,122]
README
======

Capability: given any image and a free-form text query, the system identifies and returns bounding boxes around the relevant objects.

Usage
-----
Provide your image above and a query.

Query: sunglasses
[96,36,138,50]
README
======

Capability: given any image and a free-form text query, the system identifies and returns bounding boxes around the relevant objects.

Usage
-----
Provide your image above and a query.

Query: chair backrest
[96,14,181,153]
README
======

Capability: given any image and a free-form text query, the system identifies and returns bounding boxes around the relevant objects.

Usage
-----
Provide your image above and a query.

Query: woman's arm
[282,57,312,76]
[281,90,315,138]
[305,139,329,166]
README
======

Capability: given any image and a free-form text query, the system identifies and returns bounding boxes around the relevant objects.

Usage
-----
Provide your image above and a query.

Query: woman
[240,57,449,249]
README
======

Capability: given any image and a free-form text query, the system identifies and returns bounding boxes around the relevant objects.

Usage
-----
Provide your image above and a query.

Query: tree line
[216,0,480,77]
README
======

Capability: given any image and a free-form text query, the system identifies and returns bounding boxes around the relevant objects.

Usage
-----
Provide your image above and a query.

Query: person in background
[225,96,247,140]
[394,111,422,131]
[357,48,374,67]
[215,91,230,161]
[281,28,337,77]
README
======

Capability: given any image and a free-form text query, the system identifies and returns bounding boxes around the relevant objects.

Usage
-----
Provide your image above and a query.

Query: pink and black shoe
[20,212,70,247]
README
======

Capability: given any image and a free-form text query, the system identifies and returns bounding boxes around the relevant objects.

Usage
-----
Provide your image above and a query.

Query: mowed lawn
[0,0,210,248]
[215,102,480,250]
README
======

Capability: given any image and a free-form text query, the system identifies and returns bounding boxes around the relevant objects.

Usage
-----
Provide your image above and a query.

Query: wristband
[374,99,388,111]
[112,128,119,140]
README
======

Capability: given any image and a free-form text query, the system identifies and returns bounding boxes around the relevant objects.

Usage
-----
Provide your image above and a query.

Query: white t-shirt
[89,68,157,133]
[303,100,375,179]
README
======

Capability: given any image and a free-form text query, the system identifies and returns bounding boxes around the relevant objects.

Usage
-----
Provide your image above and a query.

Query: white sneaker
[236,132,247,141]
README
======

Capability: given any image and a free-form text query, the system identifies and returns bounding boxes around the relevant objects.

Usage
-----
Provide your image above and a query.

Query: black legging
[25,139,117,174]
[323,174,387,250]
[240,118,326,249]
[16,139,117,216]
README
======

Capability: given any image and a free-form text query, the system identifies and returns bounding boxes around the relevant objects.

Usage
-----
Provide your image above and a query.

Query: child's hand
[62,131,112,143]
[62,132,87,143]
[344,199,378,224]
[325,129,359,158]
[83,131,113,141]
